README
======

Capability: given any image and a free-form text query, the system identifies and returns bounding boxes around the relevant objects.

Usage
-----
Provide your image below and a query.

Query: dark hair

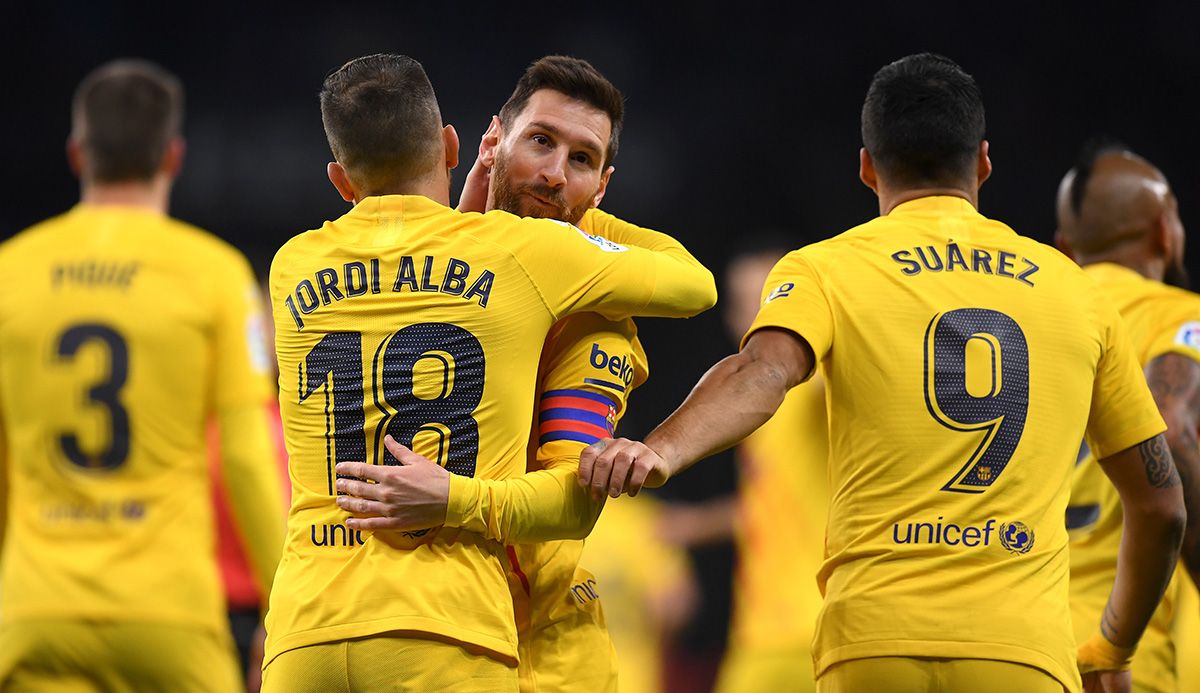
[861,53,986,187]
[499,55,624,168]
[319,54,443,191]
[1067,136,1129,215]
[72,59,183,182]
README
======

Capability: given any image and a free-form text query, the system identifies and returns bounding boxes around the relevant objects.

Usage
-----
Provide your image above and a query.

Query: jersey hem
[814,640,1080,693]
[263,616,518,669]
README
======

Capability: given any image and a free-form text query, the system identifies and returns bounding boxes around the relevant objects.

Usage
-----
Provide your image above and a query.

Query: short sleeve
[741,250,834,365]
[535,314,646,467]
[1145,318,1200,367]
[1086,305,1167,460]
[212,251,273,410]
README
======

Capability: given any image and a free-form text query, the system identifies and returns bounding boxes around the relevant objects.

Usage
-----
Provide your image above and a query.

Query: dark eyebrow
[526,120,603,160]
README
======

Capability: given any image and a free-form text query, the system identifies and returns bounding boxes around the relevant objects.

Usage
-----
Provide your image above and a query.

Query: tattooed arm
[1095,434,1186,649]
[1146,353,1200,589]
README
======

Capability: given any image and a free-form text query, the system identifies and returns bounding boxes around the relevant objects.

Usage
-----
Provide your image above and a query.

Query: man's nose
[540,151,567,188]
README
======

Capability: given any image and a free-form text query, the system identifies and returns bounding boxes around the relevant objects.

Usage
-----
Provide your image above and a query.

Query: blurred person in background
[1057,142,1200,693]
[333,54,713,692]
[0,59,284,692]
[580,53,1186,693]
[657,235,830,693]
[208,278,291,692]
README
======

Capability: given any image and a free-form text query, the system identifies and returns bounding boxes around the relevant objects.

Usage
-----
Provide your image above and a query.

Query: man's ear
[479,115,503,169]
[442,124,460,171]
[1053,230,1076,261]
[327,162,357,203]
[859,147,878,192]
[66,138,84,178]
[592,165,615,208]
[976,140,992,188]
[161,137,186,179]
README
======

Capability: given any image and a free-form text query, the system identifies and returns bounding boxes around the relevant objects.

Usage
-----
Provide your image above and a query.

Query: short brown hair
[319,54,443,193]
[72,59,183,182]
[499,56,624,168]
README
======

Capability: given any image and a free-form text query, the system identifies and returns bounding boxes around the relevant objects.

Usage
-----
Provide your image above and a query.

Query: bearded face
[489,150,596,225]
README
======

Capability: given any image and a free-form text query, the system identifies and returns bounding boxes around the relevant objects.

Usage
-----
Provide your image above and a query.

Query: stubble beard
[490,153,593,225]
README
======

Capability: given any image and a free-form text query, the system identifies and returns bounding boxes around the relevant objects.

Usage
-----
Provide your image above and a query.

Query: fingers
[578,438,611,490]
[335,494,387,517]
[628,461,651,497]
[345,516,403,531]
[579,439,650,501]
[335,476,386,501]
[383,435,432,466]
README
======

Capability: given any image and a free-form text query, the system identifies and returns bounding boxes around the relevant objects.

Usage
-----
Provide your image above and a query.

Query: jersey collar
[887,195,981,218]
[347,194,451,221]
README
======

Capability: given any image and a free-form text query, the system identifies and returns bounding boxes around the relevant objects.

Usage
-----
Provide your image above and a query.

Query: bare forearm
[647,352,792,478]
[1167,426,1200,587]
[1099,435,1186,648]
[1104,501,1184,647]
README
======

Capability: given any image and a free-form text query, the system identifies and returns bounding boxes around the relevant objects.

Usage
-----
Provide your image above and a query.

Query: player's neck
[354,171,452,207]
[80,179,170,214]
[878,187,978,215]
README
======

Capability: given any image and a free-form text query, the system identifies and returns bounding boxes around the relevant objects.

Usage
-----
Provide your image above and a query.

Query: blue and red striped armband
[538,389,619,446]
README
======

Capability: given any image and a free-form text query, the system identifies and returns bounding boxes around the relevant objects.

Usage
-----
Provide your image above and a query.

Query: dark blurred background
[5,2,1198,688]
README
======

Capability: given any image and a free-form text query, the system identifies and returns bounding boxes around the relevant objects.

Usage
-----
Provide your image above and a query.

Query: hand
[334,435,451,531]
[577,437,671,500]
[1081,670,1131,693]
[456,125,494,213]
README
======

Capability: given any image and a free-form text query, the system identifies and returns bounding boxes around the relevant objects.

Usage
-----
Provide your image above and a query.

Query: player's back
[0,204,267,630]
[265,195,707,667]
[1067,262,1200,692]
[753,196,1159,688]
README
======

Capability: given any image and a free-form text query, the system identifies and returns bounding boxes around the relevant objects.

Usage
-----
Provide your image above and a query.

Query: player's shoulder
[161,216,251,267]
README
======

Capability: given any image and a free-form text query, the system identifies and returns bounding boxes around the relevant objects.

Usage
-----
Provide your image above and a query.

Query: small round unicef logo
[1000,521,1035,555]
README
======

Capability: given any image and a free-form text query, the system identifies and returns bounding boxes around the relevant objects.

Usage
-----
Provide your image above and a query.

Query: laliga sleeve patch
[1174,321,1200,354]
[766,281,795,302]
[556,220,627,253]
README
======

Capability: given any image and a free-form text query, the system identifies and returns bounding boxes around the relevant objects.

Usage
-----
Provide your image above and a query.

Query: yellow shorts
[816,657,1067,693]
[261,634,518,693]
[716,644,815,693]
[0,619,241,693]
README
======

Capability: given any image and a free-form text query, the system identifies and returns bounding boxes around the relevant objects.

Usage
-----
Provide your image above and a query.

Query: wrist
[444,474,476,528]
[1077,632,1137,673]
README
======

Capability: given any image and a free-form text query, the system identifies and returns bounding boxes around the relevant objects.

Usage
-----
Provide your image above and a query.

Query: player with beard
[333,56,711,692]
[1057,143,1200,693]
[577,54,1185,693]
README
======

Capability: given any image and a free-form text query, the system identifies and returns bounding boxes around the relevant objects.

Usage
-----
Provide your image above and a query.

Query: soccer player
[262,54,715,691]
[714,241,829,693]
[333,54,712,693]
[1057,144,1200,693]
[579,53,1186,693]
[0,60,284,691]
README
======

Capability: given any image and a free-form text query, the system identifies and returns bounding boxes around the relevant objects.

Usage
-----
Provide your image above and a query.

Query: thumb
[383,435,432,466]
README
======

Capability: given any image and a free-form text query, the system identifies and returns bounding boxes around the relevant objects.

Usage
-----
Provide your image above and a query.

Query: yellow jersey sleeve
[211,254,273,409]
[1085,304,1168,460]
[581,207,703,257]
[742,250,834,371]
[510,216,716,322]
[444,314,648,543]
[1144,310,1200,366]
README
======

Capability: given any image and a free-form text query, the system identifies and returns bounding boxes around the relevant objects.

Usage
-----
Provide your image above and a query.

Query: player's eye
[571,152,592,166]
[532,134,551,147]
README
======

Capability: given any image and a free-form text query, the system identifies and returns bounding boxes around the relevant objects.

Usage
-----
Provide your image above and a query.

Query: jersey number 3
[924,308,1029,493]
[57,323,131,470]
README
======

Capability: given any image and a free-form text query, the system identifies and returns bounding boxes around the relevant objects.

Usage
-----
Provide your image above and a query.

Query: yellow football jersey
[577,495,692,693]
[0,204,273,632]
[1067,262,1200,693]
[744,196,1166,692]
[727,375,829,652]
[264,195,714,666]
